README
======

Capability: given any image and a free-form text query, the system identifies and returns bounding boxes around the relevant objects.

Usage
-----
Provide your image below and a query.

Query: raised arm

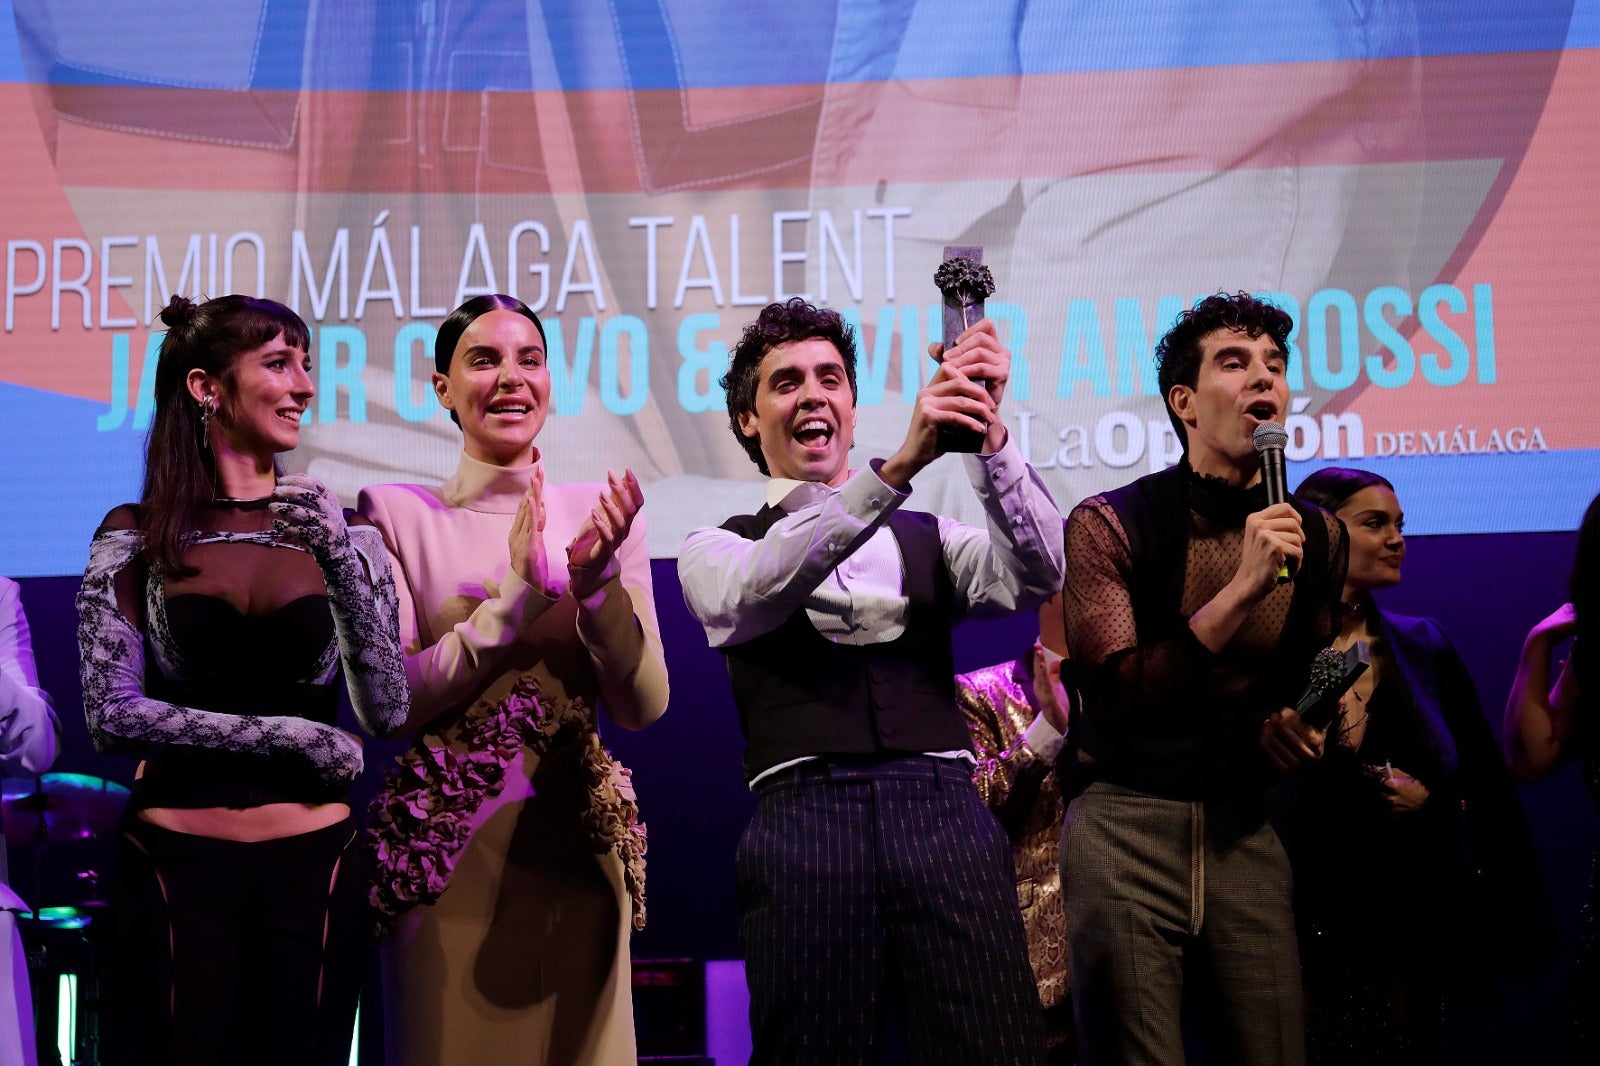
[938,438,1064,619]
[1062,498,1219,736]
[960,650,1067,834]
[901,318,1064,616]
[269,475,409,737]
[566,474,669,730]
[359,484,561,729]
[0,576,59,776]
[1504,603,1580,781]
[678,465,906,647]
[1066,494,1338,774]
[77,522,362,784]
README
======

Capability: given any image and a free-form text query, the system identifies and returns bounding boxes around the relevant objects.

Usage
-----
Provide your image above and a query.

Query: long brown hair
[140,294,311,575]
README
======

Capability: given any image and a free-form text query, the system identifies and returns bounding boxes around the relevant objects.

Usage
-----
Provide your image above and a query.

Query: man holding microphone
[1059,292,1346,1065]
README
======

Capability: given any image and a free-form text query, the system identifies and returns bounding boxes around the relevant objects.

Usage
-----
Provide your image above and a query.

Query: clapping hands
[508,464,549,592]
[1030,642,1071,736]
[567,470,644,600]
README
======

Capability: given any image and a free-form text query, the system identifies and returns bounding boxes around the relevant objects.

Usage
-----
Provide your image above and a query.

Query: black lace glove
[271,475,409,736]
[77,529,364,783]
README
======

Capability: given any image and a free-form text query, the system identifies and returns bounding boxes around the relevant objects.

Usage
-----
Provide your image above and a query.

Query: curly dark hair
[1155,292,1293,447]
[721,297,859,475]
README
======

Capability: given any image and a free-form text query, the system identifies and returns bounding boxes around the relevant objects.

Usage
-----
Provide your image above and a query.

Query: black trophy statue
[933,246,996,453]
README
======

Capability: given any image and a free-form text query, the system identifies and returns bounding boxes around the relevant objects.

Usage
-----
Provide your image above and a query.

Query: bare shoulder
[96,503,142,533]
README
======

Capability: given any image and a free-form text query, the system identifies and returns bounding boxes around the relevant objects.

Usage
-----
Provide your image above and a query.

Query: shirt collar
[766,475,842,512]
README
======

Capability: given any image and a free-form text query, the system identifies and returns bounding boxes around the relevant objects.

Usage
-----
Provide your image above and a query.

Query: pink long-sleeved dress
[361,451,667,1066]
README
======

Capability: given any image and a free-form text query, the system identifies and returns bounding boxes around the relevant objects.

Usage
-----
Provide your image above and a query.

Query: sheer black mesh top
[78,500,384,810]
[1063,468,1346,802]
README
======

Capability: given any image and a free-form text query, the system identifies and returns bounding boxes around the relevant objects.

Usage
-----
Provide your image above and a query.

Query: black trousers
[104,816,369,1066]
[737,756,1046,1065]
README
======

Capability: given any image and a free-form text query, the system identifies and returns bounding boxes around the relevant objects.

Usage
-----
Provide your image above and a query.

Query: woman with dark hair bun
[358,293,668,1064]
[1505,488,1600,1061]
[76,294,409,1062]
[1272,467,1550,1065]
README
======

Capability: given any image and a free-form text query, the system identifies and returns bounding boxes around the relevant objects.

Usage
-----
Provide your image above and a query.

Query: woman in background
[1,574,60,1066]
[956,593,1075,1063]
[1275,467,1548,1064]
[76,294,408,1063]
[1505,488,1600,1062]
[359,293,667,1065]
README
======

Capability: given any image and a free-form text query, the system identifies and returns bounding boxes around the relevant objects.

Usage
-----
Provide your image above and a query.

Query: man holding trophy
[679,253,1062,1063]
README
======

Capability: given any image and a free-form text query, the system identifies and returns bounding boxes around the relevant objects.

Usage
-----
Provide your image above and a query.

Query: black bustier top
[135,590,346,811]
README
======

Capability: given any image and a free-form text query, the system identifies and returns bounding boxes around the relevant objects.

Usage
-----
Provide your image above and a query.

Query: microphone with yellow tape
[1251,421,1295,584]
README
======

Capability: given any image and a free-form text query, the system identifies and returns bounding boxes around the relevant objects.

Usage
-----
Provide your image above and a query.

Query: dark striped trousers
[738,755,1046,1065]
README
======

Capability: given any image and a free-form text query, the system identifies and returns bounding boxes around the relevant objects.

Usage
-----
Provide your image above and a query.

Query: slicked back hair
[434,294,547,428]
[1294,467,1396,514]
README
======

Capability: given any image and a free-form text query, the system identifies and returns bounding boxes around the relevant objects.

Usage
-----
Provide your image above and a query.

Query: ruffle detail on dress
[365,675,647,939]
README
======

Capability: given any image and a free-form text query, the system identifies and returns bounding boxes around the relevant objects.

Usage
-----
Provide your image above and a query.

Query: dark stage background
[9,525,1595,1062]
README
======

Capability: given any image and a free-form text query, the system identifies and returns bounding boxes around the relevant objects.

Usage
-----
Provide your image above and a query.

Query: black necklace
[206,495,273,510]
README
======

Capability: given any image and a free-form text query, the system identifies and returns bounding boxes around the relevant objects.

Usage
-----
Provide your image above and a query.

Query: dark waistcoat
[720,505,970,781]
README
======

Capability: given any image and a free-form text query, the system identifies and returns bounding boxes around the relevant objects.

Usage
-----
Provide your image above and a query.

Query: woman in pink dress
[360,293,668,1065]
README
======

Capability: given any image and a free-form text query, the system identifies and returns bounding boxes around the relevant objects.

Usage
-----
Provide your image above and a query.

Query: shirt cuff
[962,428,1027,492]
[861,459,913,503]
[1024,713,1065,762]
[798,461,907,553]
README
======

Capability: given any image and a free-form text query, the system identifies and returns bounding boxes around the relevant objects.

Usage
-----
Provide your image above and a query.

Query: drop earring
[198,395,217,448]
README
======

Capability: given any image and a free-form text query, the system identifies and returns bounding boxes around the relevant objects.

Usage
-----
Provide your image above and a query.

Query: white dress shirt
[679,437,1065,784]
